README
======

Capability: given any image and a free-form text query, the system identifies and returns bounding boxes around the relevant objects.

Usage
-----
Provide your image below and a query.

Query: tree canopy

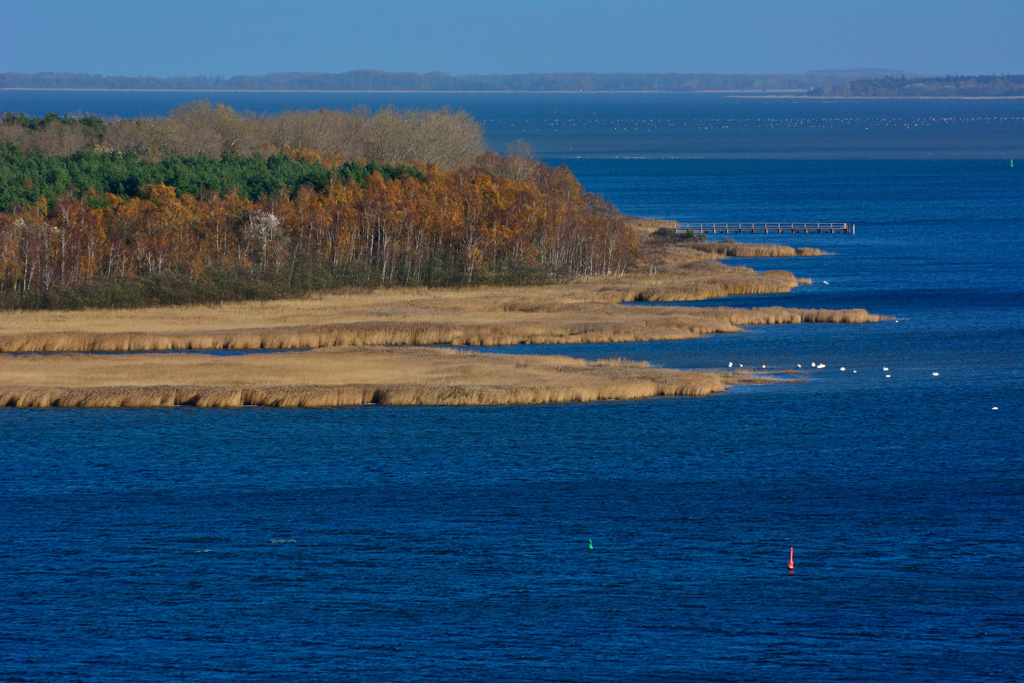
[0,143,423,213]
[0,102,485,170]
[0,149,638,308]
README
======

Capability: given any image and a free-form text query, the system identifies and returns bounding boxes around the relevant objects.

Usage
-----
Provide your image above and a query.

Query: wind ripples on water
[1,93,1023,682]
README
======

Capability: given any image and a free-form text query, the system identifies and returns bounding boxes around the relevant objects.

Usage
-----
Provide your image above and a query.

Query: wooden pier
[676,222,855,236]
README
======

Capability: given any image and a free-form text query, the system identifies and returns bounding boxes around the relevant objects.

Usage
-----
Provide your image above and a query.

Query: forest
[0,143,424,212]
[808,74,1024,97]
[0,102,484,169]
[0,105,638,309]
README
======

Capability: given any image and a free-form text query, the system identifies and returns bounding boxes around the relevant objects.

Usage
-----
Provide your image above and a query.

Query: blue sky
[1,0,1021,77]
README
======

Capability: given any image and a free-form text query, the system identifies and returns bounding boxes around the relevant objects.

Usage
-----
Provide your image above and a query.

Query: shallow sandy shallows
[0,258,883,407]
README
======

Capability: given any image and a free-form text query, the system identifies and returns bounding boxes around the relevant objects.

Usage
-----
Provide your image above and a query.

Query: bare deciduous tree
[246,209,283,273]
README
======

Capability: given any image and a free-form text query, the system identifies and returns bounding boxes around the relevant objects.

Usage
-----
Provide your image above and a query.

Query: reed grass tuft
[687,243,829,258]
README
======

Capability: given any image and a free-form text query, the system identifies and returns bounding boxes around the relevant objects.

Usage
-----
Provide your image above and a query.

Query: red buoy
[788,546,794,571]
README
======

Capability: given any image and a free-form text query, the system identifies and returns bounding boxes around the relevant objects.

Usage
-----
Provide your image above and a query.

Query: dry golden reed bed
[0,347,770,408]
[622,218,827,259]
[0,260,870,353]
[0,249,881,407]
[685,242,827,258]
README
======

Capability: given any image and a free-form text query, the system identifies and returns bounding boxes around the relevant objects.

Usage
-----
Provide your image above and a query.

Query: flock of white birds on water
[724,361,999,410]
[726,359,936,378]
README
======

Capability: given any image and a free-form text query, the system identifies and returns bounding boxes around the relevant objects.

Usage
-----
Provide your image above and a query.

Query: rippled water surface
[1,94,1023,682]
[3,89,1023,158]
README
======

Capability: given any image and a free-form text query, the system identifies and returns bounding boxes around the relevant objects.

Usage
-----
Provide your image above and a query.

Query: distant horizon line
[0,87,809,94]
[6,70,1020,97]
[5,68,924,79]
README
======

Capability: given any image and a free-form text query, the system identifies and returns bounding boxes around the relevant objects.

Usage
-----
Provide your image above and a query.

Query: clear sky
[1,0,1021,77]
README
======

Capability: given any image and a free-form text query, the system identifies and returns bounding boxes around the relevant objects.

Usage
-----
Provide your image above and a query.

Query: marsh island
[0,106,881,407]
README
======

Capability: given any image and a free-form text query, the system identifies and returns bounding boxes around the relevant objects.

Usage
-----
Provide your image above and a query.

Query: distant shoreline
[1,87,804,95]
[4,88,1021,100]
[731,94,1024,100]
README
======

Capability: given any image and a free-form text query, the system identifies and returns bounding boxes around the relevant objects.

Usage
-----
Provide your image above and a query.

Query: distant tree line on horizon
[809,74,1024,97]
[0,69,911,93]
[0,109,638,309]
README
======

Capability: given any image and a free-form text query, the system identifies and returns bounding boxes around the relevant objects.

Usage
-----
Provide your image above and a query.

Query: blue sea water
[2,89,1023,158]
[1,93,1023,682]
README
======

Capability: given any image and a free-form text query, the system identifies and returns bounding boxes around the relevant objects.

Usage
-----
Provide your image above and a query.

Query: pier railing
[676,222,854,235]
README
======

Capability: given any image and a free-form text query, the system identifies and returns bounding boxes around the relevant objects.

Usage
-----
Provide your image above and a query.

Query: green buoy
[588,539,593,550]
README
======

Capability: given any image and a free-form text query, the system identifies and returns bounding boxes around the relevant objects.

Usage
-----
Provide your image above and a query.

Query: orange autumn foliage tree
[0,154,638,304]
